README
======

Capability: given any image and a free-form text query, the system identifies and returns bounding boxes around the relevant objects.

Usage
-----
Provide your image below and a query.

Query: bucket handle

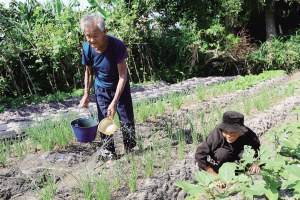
[77,106,95,120]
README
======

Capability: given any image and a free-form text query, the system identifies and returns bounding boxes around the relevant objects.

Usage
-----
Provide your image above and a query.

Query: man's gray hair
[80,13,106,32]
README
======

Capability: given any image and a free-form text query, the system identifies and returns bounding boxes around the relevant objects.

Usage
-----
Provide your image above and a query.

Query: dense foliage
[1,0,300,106]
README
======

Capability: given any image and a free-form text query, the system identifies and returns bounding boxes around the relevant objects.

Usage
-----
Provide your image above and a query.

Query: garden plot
[120,99,300,199]
[0,71,294,199]
[59,73,299,198]
[124,91,300,200]
[30,71,291,167]
[0,71,284,166]
[0,70,292,198]
[174,107,300,200]
[0,75,237,141]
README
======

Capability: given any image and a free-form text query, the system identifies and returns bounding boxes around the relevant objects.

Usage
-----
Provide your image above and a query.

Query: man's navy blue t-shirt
[81,35,128,89]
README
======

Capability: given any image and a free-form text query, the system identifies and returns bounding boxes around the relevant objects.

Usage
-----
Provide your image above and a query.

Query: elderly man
[79,13,136,157]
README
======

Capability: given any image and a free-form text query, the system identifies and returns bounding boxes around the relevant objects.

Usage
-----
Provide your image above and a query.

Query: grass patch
[0,142,9,166]
[25,115,75,151]
[178,139,185,160]
[196,70,284,101]
[1,80,159,112]
[10,140,29,158]
[134,99,166,123]
[0,116,74,164]
[80,174,111,200]
[39,176,57,200]
[0,89,84,112]
[81,178,94,200]
[175,83,300,200]
[128,156,138,192]
[143,150,155,178]
[95,177,111,200]
[264,119,300,160]
[130,80,158,89]
[197,79,299,139]
[72,71,294,198]
[134,70,284,123]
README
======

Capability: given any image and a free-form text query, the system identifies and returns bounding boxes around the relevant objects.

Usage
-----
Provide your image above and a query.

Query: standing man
[79,13,136,157]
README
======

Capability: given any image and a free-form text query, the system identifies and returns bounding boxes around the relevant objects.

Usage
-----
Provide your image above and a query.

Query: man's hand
[79,95,89,108]
[206,166,226,188]
[216,181,226,189]
[206,166,218,176]
[107,102,117,118]
[248,163,260,174]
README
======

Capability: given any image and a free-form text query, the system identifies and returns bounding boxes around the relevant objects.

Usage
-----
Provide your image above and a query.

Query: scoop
[97,117,118,136]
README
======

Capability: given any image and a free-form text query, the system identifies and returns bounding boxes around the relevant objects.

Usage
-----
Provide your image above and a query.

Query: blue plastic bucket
[71,118,98,142]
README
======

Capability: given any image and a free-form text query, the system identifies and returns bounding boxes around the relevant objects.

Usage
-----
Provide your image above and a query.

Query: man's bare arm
[79,65,93,108]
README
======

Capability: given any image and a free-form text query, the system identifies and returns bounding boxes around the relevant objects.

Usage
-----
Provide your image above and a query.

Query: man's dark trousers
[95,82,136,153]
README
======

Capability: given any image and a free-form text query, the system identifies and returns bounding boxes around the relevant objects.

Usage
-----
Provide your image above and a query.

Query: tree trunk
[7,65,21,96]
[18,55,37,95]
[265,0,277,40]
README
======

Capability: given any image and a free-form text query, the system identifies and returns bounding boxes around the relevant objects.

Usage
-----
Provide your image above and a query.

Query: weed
[161,140,172,172]
[178,139,185,160]
[133,70,284,123]
[39,176,57,200]
[25,115,74,151]
[0,142,8,166]
[196,70,284,101]
[169,93,185,110]
[243,100,252,115]
[0,89,84,111]
[128,156,138,192]
[112,162,123,190]
[284,83,295,96]
[95,177,111,200]
[144,150,155,177]
[134,100,166,123]
[11,141,28,158]
[196,86,205,100]
[136,134,144,152]
[81,179,94,200]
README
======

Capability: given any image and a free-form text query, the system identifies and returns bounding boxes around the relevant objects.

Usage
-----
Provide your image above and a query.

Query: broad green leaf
[55,0,62,15]
[281,178,296,189]
[265,188,279,200]
[259,146,273,164]
[241,146,256,166]
[281,166,300,189]
[285,165,300,178]
[264,155,285,172]
[194,170,215,185]
[97,7,108,19]
[87,0,98,7]
[263,174,280,200]
[293,181,300,194]
[235,174,250,183]
[282,140,297,149]
[219,162,237,182]
[175,181,204,196]
[247,180,266,196]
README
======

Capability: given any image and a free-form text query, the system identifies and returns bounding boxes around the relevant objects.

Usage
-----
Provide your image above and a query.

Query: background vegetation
[1,0,300,108]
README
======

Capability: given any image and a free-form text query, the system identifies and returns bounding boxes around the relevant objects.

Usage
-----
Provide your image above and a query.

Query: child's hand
[248,163,260,174]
